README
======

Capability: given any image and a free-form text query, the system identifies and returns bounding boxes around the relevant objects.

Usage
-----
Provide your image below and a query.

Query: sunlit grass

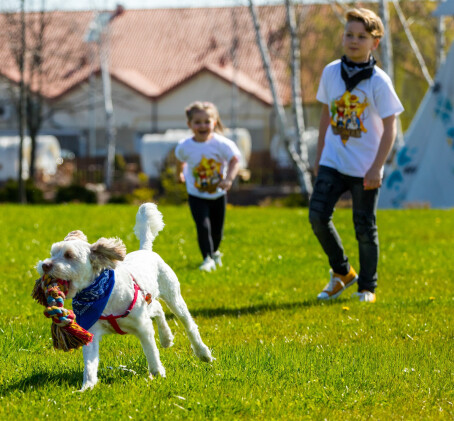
[0,204,452,420]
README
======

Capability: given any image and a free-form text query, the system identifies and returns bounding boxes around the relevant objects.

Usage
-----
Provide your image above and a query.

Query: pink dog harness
[100,281,151,335]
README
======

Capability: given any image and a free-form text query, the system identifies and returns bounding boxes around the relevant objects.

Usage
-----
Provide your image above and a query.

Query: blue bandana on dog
[72,269,115,331]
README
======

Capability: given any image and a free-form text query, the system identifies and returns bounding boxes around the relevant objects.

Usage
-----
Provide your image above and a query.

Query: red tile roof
[0,5,335,106]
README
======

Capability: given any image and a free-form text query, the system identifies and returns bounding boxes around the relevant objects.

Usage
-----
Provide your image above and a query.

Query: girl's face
[187,110,216,142]
[342,21,380,63]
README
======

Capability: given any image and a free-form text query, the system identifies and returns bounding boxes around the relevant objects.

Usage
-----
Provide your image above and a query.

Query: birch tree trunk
[436,14,445,70]
[285,0,312,196]
[248,0,312,198]
[379,0,393,81]
[391,0,433,86]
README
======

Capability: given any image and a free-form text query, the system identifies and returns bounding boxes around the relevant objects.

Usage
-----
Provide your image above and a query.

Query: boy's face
[342,21,380,63]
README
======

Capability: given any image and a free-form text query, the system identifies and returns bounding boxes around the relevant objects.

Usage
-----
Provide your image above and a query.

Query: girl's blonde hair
[345,8,385,39]
[185,101,225,134]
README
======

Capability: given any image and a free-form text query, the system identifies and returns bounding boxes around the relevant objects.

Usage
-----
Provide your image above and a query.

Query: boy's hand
[178,172,185,183]
[363,166,381,190]
[363,114,397,190]
[313,161,320,177]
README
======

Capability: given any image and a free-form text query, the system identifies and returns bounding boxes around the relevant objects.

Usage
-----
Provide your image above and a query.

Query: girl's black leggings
[188,194,226,259]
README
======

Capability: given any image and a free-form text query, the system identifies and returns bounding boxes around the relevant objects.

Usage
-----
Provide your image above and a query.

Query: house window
[0,103,11,121]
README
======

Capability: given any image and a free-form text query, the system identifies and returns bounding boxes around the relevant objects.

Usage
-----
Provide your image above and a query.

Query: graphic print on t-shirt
[330,90,368,145]
[193,155,222,193]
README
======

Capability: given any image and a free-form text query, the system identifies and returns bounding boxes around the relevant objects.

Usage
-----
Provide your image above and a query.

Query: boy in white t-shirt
[310,8,404,303]
[176,101,241,272]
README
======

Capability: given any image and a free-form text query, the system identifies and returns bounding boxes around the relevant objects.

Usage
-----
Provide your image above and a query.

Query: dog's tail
[134,203,165,251]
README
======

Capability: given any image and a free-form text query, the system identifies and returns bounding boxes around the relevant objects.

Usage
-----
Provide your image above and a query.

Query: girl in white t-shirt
[175,102,241,272]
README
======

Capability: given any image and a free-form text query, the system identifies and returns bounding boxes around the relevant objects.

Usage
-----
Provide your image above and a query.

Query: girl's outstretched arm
[177,160,186,183]
[219,156,240,191]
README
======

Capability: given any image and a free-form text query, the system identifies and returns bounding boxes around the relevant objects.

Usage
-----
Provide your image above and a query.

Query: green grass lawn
[0,204,452,420]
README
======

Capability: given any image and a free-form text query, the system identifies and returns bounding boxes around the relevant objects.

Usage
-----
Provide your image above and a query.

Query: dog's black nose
[42,262,53,273]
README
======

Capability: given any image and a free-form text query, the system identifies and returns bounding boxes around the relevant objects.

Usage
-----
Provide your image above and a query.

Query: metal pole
[18,0,27,203]
[88,43,97,156]
[100,35,116,190]
[84,10,120,189]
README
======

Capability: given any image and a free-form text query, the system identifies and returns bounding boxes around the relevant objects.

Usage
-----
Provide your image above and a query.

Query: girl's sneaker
[199,256,216,272]
[213,251,223,267]
[353,290,376,303]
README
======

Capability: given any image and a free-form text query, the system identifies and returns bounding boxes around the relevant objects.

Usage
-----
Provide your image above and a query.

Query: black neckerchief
[340,55,376,92]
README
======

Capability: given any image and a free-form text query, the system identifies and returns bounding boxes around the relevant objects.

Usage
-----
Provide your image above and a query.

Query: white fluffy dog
[37,203,213,390]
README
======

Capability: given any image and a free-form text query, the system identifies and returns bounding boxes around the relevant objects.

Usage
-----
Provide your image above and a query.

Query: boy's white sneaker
[352,290,376,303]
[213,250,223,267]
[199,256,216,272]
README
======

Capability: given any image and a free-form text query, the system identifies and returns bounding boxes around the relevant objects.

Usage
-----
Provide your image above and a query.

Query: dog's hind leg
[149,300,174,349]
[158,266,213,362]
[135,316,166,379]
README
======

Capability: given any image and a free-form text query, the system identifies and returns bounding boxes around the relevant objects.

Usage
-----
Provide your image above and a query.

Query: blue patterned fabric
[72,269,115,331]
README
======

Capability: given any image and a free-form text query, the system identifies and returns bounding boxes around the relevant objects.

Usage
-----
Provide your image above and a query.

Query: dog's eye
[64,251,73,259]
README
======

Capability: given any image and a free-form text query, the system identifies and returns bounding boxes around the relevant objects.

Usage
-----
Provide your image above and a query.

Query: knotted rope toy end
[32,274,93,352]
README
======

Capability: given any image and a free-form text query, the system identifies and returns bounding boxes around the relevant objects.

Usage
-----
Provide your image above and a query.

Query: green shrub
[258,193,309,208]
[55,184,97,203]
[281,192,309,207]
[0,179,45,203]
[114,154,126,173]
[108,187,156,205]
[158,150,188,205]
[127,187,156,204]
[107,194,130,204]
[137,172,149,187]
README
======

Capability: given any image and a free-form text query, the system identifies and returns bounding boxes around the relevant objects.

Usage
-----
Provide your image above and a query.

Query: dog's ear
[65,230,88,242]
[90,237,126,270]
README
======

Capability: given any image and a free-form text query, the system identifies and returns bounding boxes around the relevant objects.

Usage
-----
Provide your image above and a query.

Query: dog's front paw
[150,365,166,379]
[79,381,97,392]
[160,334,174,349]
[200,353,214,363]
[194,345,214,363]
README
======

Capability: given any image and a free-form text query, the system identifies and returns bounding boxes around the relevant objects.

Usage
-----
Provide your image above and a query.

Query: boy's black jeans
[309,165,379,293]
[188,194,226,260]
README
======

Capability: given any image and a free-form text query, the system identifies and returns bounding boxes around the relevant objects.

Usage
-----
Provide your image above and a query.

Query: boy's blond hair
[345,8,385,39]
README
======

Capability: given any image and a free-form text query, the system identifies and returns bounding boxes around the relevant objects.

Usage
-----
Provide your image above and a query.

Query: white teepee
[379,38,454,208]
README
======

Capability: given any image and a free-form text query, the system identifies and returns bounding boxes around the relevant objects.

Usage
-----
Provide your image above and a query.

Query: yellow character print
[330,90,368,144]
[193,155,223,193]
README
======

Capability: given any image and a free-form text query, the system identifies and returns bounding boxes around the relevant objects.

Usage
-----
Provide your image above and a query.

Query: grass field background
[0,204,452,420]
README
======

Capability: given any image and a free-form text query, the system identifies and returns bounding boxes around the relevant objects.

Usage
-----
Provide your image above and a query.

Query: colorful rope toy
[32,274,93,352]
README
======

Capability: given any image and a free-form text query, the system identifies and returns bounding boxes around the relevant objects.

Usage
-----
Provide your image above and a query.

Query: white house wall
[50,78,153,131]
[155,71,273,153]
[49,71,274,156]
